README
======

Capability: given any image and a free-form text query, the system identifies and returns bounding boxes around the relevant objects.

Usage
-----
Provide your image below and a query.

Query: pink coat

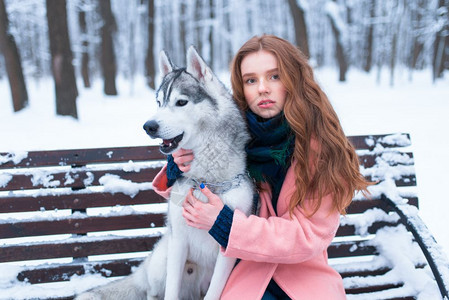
[152,164,346,300]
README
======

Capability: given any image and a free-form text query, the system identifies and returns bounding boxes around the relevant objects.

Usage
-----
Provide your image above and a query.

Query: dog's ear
[159,50,174,76]
[186,46,213,82]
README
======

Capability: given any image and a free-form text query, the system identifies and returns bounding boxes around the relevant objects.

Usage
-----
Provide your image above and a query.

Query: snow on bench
[1,134,448,299]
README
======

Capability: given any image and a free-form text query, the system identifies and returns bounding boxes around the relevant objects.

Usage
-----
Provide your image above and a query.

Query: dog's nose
[143,120,159,135]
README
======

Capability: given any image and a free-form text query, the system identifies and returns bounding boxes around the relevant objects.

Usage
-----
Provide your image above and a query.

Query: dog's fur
[75,47,253,300]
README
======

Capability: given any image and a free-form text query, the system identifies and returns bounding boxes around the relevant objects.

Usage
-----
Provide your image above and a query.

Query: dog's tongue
[162,139,171,146]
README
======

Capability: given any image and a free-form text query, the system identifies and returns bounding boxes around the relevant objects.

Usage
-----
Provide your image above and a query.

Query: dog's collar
[190,174,246,194]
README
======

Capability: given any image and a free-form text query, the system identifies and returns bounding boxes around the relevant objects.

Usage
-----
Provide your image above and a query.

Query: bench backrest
[0,133,428,299]
[0,146,166,285]
[331,134,421,298]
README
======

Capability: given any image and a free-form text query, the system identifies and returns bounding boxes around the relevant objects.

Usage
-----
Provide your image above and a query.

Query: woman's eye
[245,78,256,84]
[176,99,188,107]
[270,74,280,80]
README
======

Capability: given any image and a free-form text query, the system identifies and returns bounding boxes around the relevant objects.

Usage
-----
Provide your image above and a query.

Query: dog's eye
[176,100,188,107]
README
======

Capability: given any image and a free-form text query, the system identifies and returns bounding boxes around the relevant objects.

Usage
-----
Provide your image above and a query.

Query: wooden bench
[1,133,448,299]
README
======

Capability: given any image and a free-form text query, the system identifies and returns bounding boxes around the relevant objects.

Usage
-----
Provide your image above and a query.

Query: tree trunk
[433,0,449,80]
[78,9,90,88]
[180,1,187,62]
[194,0,202,55]
[145,0,155,89]
[390,32,397,86]
[287,0,310,58]
[411,39,424,70]
[327,1,348,81]
[333,25,348,82]
[46,0,78,118]
[0,0,28,112]
[409,0,424,70]
[208,0,214,69]
[363,0,375,72]
[99,0,117,95]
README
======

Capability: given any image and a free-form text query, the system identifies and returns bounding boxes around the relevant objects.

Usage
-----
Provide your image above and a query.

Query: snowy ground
[1,68,449,298]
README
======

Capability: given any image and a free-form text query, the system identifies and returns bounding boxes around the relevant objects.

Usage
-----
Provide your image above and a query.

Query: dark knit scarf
[245,110,295,214]
[166,154,183,187]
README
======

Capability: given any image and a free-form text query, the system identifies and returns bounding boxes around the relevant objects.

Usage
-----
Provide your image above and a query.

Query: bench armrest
[381,194,449,298]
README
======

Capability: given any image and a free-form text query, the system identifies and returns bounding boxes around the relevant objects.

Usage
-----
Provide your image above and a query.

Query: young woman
[154,35,369,299]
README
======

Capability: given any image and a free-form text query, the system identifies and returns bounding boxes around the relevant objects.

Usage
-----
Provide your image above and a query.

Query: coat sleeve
[222,192,340,265]
[151,164,172,199]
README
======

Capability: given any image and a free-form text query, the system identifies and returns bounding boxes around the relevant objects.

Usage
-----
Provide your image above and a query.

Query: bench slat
[339,266,391,278]
[0,154,415,191]
[0,190,166,213]
[0,213,166,239]
[336,221,401,237]
[363,175,417,187]
[346,284,407,295]
[1,236,160,262]
[327,241,377,258]
[346,197,418,214]
[0,146,164,169]
[17,258,144,284]
[338,263,425,279]
[1,190,415,216]
[0,134,412,169]
[0,171,416,194]
[0,167,161,191]
[357,152,414,168]
[347,133,411,150]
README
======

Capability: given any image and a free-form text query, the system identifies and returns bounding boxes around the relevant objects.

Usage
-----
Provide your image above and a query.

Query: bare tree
[194,0,203,55]
[99,0,117,95]
[363,0,375,72]
[78,4,91,88]
[180,0,187,60]
[46,0,78,118]
[0,0,28,112]
[288,0,310,57]
[145,0,155,89]
[208,0,214,69]
[408,0,424,70]
[433,0,449,81]
[326,0,348,81]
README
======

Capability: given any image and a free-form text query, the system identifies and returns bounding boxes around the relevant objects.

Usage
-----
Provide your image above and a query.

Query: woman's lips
[258,99,275,108]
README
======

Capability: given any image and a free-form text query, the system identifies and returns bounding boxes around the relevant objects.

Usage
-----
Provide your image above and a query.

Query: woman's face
[240,50,287,119]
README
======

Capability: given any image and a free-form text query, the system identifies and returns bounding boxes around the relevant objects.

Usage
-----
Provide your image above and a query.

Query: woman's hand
[172,148,194,172]
[182,186,224,231]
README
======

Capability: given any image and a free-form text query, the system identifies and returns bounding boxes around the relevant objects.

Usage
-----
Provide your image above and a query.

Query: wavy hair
[230,35,370,215]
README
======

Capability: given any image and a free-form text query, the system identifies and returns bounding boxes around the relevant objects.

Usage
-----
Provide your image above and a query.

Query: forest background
[0,0,448,117]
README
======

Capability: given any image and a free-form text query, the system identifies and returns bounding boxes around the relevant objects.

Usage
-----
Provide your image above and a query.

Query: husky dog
[75,47,253,300]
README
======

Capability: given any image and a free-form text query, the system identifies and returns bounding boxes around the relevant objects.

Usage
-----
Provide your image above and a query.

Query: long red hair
[230,35,369,215]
